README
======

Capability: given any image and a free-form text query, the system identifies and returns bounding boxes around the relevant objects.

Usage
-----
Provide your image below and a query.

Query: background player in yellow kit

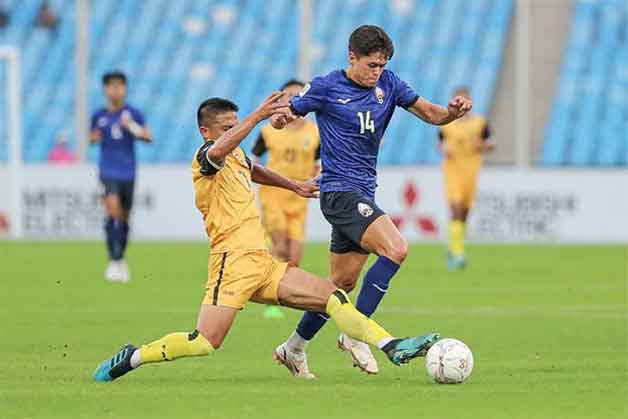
[93,92,440,382]
[252,80,320,268]
[252,80,320,319]
[439,87,495,270]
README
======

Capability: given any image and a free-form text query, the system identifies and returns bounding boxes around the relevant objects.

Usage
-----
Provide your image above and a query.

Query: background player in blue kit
[272,25,472,377]
[90,71,152,283]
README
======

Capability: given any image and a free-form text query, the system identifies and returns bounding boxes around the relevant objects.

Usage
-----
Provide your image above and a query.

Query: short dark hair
[280,79,305,91]
[348,25,394,59]
[102,71,127,85]
[197,97,239,127]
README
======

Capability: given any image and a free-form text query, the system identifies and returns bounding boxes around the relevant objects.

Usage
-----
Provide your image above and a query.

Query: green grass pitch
[0,242,625,418]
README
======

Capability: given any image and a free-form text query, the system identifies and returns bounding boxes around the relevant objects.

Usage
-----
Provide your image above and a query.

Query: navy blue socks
[294,256,400,342]
[355,256,400,317]
[104,217,126,260]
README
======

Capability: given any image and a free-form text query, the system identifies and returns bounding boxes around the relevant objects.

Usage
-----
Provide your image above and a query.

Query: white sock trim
[376,337,394,350]
[285,330,308,353]
[130,349,141,369]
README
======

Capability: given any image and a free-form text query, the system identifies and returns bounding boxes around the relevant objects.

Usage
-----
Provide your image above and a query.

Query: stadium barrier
[0,165,626,243]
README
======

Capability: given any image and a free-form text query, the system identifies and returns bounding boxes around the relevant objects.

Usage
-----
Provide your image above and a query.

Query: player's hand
[447,96,472,119]
[271,110,297,129]
[474,139,495,153]
[89,129,102,144]
[255,91,289,121]
[483,141,496,152]
[294,179,320,199]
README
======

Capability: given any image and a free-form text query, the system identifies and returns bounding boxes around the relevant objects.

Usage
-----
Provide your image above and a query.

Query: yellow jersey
[439,115,491,163]
[252,120,320,181]
[192,141,267,254]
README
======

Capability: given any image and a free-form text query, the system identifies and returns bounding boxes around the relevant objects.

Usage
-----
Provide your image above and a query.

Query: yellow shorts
[259,187,308,241]
[443,162,480,208]
[202,250,289,310]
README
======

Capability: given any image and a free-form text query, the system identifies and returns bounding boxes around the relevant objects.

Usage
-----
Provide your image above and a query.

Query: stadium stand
[0,0,512,164]
[542,0,628,166]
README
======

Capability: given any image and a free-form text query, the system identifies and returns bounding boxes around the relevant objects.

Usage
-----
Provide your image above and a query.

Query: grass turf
[0,242,626,418]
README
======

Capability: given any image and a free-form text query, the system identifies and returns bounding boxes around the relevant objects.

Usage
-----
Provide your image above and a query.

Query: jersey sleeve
[251,133,267,157]
[391,73,420,109]
[130,107,146,126]
[290,76,327,116]
[196,141,224,176]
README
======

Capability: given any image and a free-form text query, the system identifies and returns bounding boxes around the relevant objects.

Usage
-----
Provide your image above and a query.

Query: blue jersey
[290,69,419,198]
[91,104,146,181]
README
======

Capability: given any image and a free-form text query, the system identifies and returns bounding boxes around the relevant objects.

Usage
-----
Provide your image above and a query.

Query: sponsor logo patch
[357,202,373,218]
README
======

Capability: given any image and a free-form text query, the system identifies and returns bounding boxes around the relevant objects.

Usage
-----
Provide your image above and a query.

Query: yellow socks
[139,330,214,365]
[448,220,466,256]
[325,289,392,347]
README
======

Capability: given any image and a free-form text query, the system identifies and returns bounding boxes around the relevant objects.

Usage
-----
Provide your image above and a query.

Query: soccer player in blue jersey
[272,25,472,377]
[90,71,152,283]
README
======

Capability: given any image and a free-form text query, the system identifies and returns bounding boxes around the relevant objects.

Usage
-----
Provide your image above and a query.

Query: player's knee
[383,239,408,264]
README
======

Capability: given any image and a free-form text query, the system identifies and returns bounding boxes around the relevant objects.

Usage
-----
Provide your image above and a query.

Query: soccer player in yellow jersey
[439,87,495,270]
[252,80,320,267]
[253,80,320,320]
[93,92,439,382]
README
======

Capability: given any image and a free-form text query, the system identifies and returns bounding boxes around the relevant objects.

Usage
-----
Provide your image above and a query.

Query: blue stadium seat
[543,0,628,166]
[1,0,512,164]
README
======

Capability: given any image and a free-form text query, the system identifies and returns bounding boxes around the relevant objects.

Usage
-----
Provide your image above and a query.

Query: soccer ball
[425,338,474,384]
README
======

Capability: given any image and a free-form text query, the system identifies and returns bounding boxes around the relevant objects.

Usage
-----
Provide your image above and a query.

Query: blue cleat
[383,333,440,366]
[447,251,467,271]
[93,344,137,382]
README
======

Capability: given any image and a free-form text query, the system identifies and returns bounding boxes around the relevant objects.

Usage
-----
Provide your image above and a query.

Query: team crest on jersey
[357,202,373,218]
[97,117,108,127]
[303,137,311,149]
[375,87,385,104]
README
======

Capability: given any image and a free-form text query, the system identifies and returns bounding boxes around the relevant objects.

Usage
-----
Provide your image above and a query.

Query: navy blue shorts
[320,191,385,254]
[101,178,135,211]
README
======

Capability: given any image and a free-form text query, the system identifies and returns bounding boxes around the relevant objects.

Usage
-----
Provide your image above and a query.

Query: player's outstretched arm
[121,113,153,142]
[407,96,472,126]
[251,163,319,198]
[207,92,287,162]
[132,125,152,143]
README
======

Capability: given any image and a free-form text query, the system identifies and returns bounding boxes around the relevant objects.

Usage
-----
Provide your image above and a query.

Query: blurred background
[0,0,626,242]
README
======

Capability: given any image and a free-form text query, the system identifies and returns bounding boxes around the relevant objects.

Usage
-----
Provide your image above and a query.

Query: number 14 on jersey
[357,111,375,134]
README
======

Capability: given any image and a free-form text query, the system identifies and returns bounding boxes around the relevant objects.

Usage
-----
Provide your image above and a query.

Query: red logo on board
[391,181,438,236]
[0,212,9,233]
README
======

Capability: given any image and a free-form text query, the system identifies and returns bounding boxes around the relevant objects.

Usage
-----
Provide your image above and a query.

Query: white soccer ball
[425,338,474,384]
